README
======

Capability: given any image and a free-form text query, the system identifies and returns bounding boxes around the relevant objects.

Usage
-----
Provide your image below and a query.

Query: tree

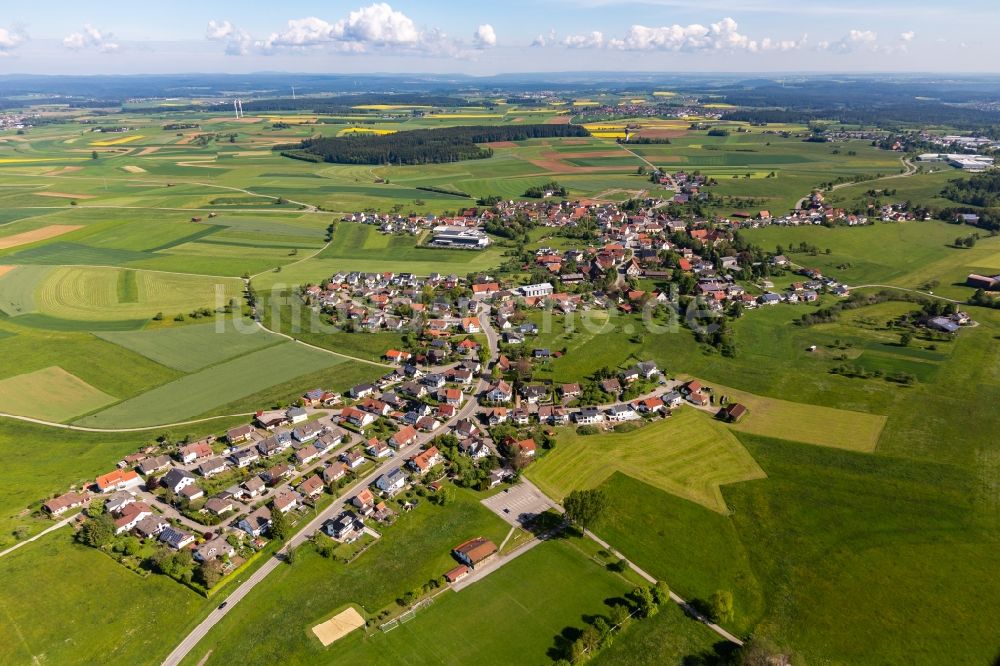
[78,513,114,548]
[653,580,671,606]
[563,488,608,531]
[633,585,658,618]
[434,485,455,506]
[269,507,289,541]
[899,331,913,347]
[709,589,735,623]
[195,559,223,588]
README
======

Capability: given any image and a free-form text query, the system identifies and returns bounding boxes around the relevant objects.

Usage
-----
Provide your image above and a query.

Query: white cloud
[473,24,496,49]
[821,28,893,53]
[531,29,557,48]
[563,31,605,49]
[206,19,252,56]
[206,20,234,41]
[63,24,118,53]
[760,35,807,52]
[900,31,915,42]
[0,27,26,54]
[562,18,804,54]
[257,3,424,53]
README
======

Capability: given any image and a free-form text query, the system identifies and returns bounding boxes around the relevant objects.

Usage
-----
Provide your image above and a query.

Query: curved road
[795,157,916,210]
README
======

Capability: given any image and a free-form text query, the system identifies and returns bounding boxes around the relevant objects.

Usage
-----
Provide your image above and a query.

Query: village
[43,277,750,612]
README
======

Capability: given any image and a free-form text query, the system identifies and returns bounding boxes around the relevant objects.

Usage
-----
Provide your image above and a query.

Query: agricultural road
[0,514,77,560]
[0,411,255,433]
[584,525,744,647]
[794,157,916,210]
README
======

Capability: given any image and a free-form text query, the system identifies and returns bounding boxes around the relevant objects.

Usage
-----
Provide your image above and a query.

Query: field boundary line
[0,412,255,433]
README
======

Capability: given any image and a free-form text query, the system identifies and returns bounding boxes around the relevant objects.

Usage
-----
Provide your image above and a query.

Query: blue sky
[0,0,994,74]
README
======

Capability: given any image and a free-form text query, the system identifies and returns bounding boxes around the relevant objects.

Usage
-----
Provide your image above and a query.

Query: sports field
[311,606,365,646]
[0,366,116,421]
[527,409,766,513]
[74,342,351,427]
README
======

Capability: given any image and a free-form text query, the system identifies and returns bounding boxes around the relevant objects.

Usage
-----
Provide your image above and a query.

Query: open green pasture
[527,409,766,513]
[0,532,207,665]
[745,219,1000,295]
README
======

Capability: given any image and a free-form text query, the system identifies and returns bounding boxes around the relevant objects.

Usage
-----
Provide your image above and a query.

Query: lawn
[96,318,285,372]
[0,533,206,665]
[526,409,766,513]
[73,342,349,427]
[329,539,639,665]
[0,365,116,421]
[592,603,734,666]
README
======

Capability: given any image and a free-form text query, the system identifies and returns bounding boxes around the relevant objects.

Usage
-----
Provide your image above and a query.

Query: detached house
[161,468,198,495]
[409,446,443,474]
[376,468,407,495]
[486,381,513,403]
[238,506,272,538]
[178,440,213,465]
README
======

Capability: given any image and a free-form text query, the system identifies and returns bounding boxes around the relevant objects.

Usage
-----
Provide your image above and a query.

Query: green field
[744,220,1000,299]
[527,409,766,513]
[96,319,284,372]
[74,342,356,427]
[0,365,116,421]
[0,533,207,665]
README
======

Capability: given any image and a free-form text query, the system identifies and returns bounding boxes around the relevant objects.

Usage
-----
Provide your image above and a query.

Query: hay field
[527,409,766,513]
[0,225,82,249]
[0,366,116,421]
[96,320,284,372]
[32,267,240,321]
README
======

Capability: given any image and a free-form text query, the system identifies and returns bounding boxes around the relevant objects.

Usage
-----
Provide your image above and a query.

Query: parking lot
[481,482,559,527]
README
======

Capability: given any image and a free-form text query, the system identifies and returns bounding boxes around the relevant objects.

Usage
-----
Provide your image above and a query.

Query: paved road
[163,368,489,665]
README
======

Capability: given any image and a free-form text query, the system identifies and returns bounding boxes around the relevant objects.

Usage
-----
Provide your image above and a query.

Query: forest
[941,171,1000,208]
[287,124,589,165]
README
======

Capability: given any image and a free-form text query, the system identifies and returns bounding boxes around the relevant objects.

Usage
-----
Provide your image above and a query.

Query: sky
[0,0,995,75]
